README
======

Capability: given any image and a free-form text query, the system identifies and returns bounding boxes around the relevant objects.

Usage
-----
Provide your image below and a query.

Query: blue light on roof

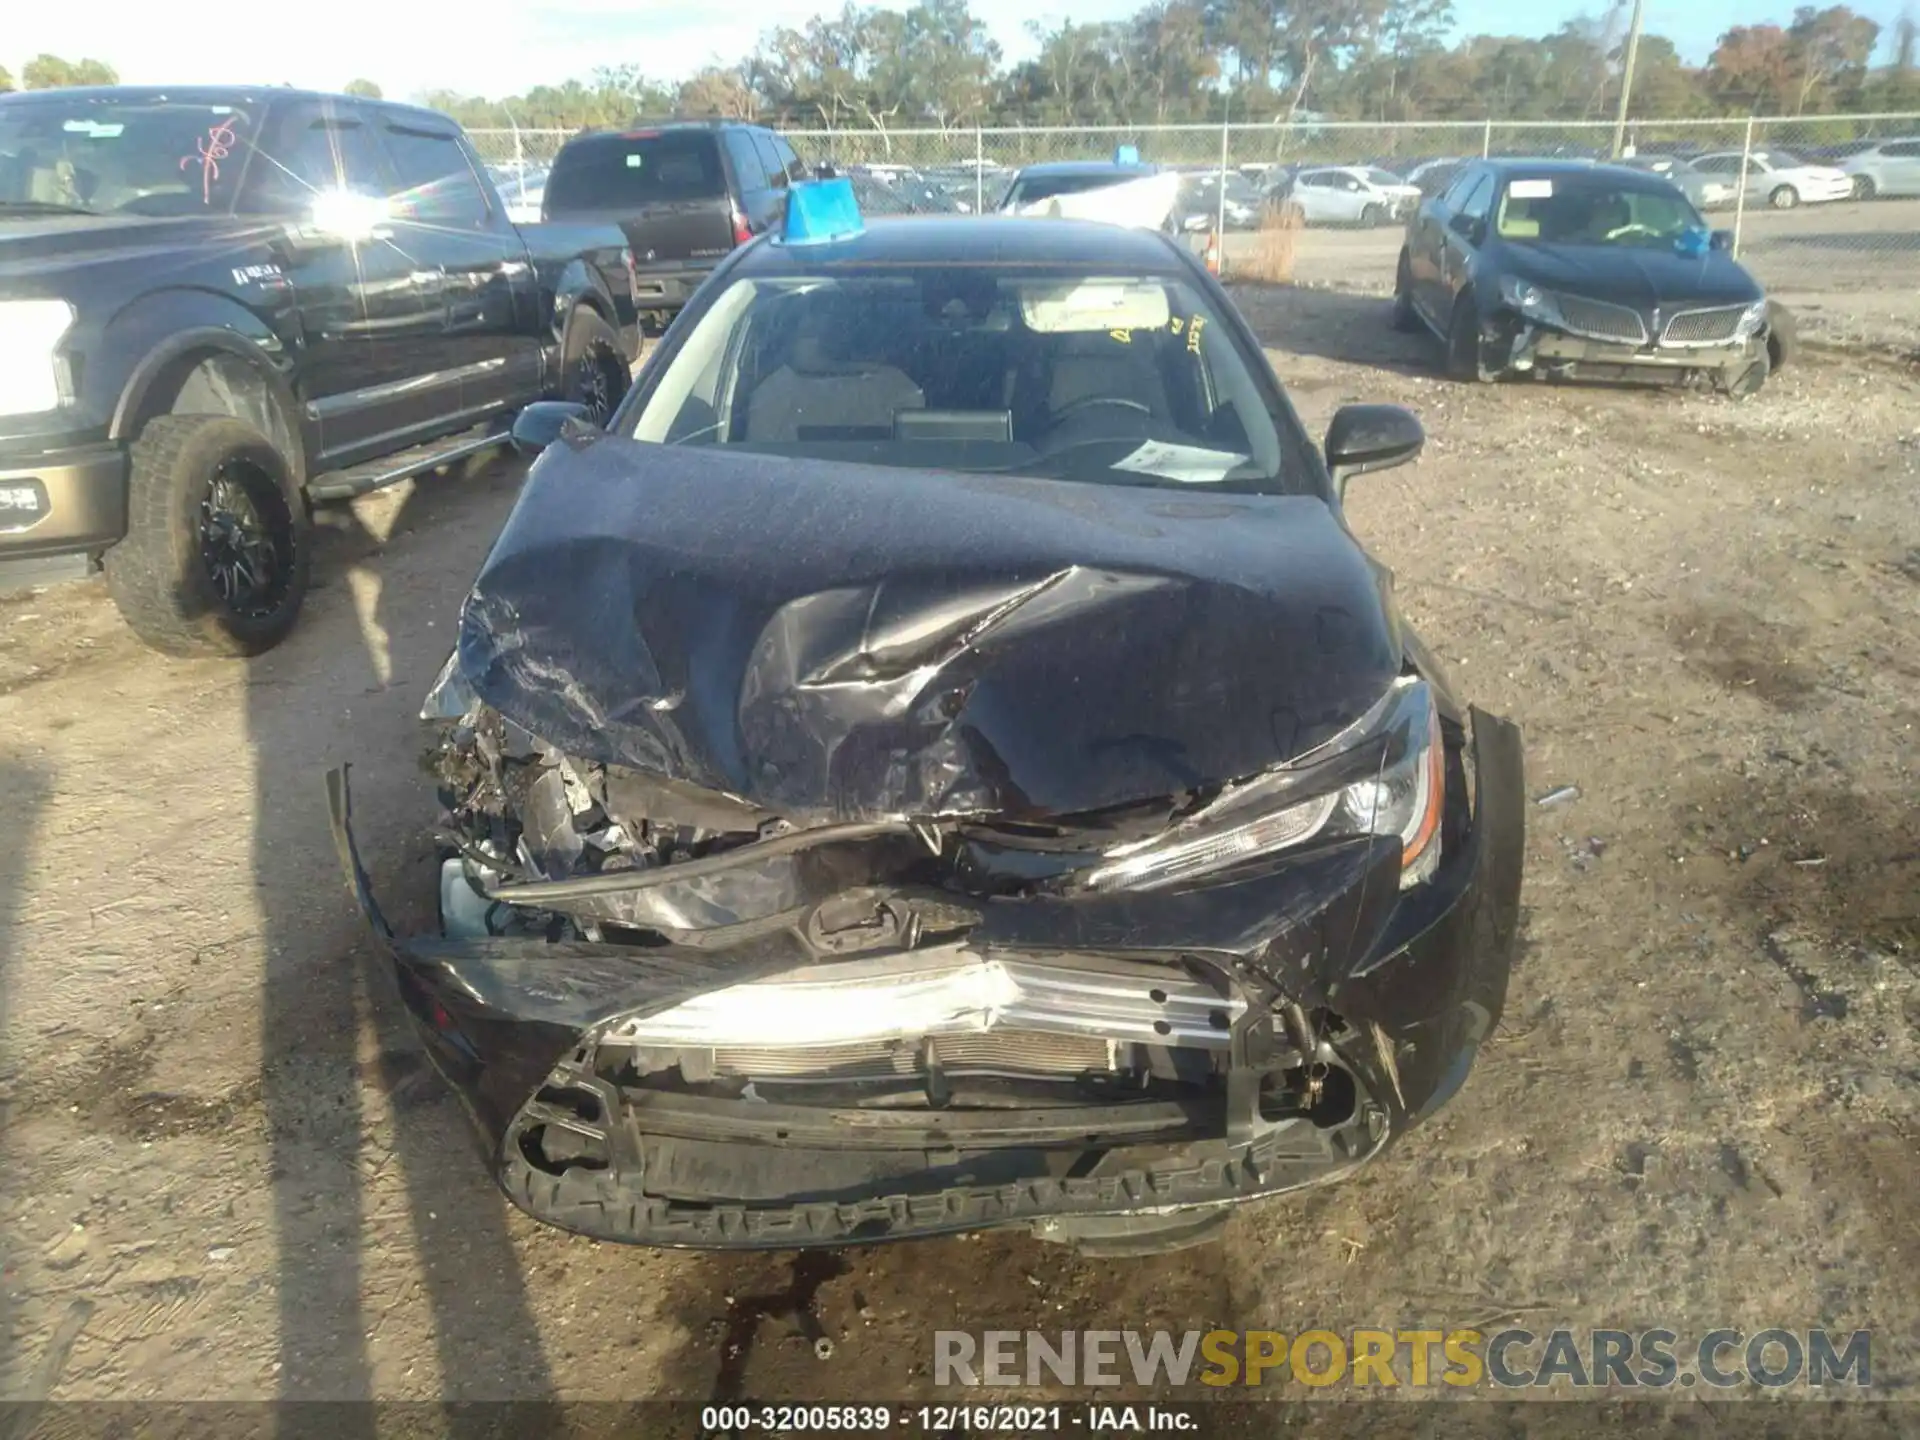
[781,177,865,245]
[1114,144,1141,165]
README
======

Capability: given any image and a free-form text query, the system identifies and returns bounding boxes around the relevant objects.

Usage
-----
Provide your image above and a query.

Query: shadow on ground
[1229,284,1444,377]
[244,457,558,1413]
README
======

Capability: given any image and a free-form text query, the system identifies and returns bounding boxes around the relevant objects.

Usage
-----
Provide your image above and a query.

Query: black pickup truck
[0,86,640,656]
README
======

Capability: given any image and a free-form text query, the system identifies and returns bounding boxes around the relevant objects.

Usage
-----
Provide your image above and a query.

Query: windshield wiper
[0,200,106,217]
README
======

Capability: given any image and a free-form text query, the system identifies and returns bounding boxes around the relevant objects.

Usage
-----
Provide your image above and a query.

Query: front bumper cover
[327,710,1524,1249]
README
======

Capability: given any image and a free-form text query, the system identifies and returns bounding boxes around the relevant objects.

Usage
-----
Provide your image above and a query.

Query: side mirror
[1710,229,1734,252]
[1325,404,1425,499]
[510,400,594,458]
[1448,212,1484,244]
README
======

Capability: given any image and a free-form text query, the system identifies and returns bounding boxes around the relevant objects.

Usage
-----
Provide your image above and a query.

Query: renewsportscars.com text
[934,1328,1872,1390]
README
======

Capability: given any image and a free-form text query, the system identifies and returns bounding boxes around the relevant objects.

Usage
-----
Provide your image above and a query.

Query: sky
[3,0,1910,107]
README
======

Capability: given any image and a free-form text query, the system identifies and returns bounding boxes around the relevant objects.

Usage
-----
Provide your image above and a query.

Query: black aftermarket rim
[571,344,617,424]
[199,459,296,620]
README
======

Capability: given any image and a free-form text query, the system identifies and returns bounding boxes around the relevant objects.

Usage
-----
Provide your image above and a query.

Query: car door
[1437,171,1495,314]
[1410,166,1480,321]
[1330,171,1369,222]
[1883,140,1920,196]
[242,98,435,465]
[378,114,538,432]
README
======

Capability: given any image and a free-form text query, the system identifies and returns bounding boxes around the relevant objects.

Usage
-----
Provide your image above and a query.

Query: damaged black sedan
[328,190,1525,1253]
[1396,159,1782,396]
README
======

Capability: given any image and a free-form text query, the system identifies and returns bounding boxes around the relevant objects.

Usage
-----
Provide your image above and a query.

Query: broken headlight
[1079,678,1444,894]
[420,648,476,721]
[1498,276,1562,326]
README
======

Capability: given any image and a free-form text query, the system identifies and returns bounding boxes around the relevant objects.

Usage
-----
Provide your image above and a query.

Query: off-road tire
[104,414,310,658]
[1445,293,1487,383]
[1769,184,1800,210]
[561,308,630,426]
[1392,252,1421,332]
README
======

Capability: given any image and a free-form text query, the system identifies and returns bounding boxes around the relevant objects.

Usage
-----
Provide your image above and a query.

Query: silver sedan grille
[1660,305,1749,347]
[1552,295,1650,345]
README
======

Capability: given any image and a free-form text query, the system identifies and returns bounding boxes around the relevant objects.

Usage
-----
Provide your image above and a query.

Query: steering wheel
[1604,222,1660,242]
[1050,395,1153,424]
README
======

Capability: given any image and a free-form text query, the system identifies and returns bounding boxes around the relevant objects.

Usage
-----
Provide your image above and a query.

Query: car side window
[751,132,789,189]
[1457,175,1495,223]
[772,135,808,183]
[724,130,767,195]
[1342,174,1363,191]
[241,103,389,215]
[1885,141,1920,158]
[380,121,490,229]
[1438,167,1481,208]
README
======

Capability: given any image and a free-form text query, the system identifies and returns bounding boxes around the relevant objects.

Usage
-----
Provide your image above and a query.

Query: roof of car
[0,84,451,127]
[1013,160,1160,179]
[733,213,1191,274]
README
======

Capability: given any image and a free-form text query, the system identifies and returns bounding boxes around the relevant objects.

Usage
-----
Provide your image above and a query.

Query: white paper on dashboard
[1111,440,1248,484]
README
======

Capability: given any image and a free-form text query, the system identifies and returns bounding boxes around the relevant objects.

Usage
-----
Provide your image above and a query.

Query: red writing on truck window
[181,117,239,204]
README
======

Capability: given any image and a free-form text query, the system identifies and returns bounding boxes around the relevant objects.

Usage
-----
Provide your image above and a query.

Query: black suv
[542,121,808,327]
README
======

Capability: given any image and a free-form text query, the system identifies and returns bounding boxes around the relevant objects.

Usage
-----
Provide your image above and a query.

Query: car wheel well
[137,350,303,487]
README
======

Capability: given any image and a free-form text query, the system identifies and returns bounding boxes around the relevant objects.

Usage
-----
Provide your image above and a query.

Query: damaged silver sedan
[329,199,1525,1253]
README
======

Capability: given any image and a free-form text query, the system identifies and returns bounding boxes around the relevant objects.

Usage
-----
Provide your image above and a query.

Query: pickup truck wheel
[104,414,310,658]
[562,310,630,426]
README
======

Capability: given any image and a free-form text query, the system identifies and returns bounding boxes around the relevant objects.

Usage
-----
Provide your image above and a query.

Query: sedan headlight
[1080,677,1446,894]
[0,300,76,417]
[1733,299,1769,340]
[1498,275,1561,324]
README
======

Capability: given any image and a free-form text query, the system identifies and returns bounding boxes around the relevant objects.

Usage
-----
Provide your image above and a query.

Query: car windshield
[624,265,1297,493]
[1495,177,1703,247]
[1365,169,1405,188]
[1755,150,1804,168]
[1187,173,1260,203]
[0,98,258,215]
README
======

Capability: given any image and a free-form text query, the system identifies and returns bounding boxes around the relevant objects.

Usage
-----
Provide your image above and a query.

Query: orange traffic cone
[1203,228,1222,276]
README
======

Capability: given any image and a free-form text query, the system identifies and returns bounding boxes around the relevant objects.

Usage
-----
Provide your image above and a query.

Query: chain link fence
[470,112,1920,349]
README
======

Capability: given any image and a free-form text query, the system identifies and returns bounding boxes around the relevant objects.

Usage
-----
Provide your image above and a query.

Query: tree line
[6,2,1917,132]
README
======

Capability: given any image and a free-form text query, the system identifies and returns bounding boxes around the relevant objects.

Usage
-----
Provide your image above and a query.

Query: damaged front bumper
[1486,314,1767,389]
[325,709,1523,1250]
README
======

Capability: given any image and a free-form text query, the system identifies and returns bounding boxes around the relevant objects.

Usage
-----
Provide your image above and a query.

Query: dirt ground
[1,289,1917,1411]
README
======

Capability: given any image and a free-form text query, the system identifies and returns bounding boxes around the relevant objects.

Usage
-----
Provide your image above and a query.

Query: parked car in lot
[328,182,1526,1255]
[996,157,1180,231]
[1273,165,1420,226]
[1395,159,1782,397]
[0,85,640,656]
[487,163,548,223]
[1406,157,1469,197]
[1621,154,1736,210]
[1688,149,1854,209]
[1173,170,1263,231]
[1837,137,1920,199]
[541,120,809,328]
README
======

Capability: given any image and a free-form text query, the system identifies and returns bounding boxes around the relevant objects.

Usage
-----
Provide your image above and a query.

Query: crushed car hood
[1495,240,1762,309]
[456,438,1403,825]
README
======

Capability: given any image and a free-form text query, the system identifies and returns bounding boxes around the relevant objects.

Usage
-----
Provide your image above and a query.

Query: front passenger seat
[744,327,925,443]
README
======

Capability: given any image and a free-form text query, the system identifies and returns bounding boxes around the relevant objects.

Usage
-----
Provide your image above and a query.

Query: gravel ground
[0,291,1916,1409]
